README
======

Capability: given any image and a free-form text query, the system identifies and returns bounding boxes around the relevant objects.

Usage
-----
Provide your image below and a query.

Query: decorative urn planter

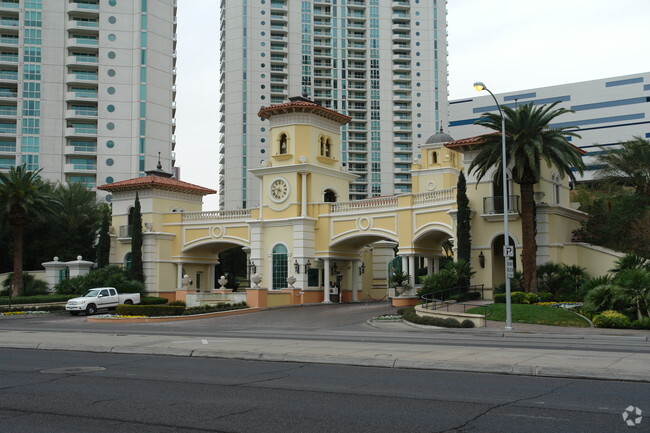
[251,274,262,288]
[218,275,228,289]
[286,275,296,289]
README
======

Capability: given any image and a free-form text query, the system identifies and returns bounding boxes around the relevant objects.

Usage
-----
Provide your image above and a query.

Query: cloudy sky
[174,0,650,209]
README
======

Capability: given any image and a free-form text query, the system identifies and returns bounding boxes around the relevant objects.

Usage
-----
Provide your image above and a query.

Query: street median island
[87,307,260,324]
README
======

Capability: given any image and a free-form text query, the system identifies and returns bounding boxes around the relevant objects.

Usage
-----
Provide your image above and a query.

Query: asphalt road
[0,348,648,433]
[2,303,649,355]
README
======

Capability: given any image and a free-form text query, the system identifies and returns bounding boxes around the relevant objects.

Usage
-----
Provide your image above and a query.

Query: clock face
[270,178,288,202]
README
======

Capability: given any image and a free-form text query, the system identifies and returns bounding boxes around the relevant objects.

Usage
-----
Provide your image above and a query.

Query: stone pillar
[300,172,308,217]
[427,258,434,276]
[176,263,183,289]
[322,258,331,303]
[41,257,66,292]
[408,255,416,287]
[351,261,360,302]
[434,257,440,273]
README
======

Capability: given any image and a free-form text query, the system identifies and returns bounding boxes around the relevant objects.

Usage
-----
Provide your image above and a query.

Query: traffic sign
[506,259,514,278]
[503,245,515,257]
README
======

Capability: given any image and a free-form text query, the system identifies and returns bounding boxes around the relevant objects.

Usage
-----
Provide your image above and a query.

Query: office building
[449,72,650,182]
[218,0,449,209]
[0,0,177,202]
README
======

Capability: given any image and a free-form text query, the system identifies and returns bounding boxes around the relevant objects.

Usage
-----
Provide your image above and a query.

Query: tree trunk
[11,223,24,297]
[519,182,538,293]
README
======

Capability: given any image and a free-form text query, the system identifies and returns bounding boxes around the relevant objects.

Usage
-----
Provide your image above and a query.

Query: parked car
[65,287,141,316]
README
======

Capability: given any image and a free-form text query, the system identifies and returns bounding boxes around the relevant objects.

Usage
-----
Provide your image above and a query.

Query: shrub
[461,319,475,328]
[592,310,631,329]
[140,296,168,305]
[183,301,248,315]
[631,318,650,330]
[537,291,555,302]
[168,300,186,307]
[417,269,457,297]
[399,306,463,328]
[2,273,49,297]
[115,304,185,317]
[55,265,145,296]
[493,292,537,304]
[0,294,75,305]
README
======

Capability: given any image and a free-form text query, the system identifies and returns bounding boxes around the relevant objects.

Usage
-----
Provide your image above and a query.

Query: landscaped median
[87,302,258,323]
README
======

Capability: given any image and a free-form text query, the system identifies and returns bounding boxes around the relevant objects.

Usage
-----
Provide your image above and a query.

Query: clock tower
[248,96,356,293]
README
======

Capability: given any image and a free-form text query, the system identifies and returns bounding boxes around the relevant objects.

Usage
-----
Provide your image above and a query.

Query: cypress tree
[96,205,111,268]
[128,193,145,283]
[456,171,472,265]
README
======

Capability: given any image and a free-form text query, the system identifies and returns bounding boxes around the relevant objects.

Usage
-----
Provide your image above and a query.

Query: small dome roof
[425,128,454,144]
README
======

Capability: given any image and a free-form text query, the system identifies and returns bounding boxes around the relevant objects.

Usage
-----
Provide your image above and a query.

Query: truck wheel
[86,304,97,316]
[69,311,79,316]
[124,300,133,305]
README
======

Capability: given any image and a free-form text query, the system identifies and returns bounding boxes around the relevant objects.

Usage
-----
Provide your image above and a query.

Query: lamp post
[473,81,513,331]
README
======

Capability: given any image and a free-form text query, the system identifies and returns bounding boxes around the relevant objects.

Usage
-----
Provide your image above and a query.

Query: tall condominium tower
[218,0,448,209]
[0,0,177,203]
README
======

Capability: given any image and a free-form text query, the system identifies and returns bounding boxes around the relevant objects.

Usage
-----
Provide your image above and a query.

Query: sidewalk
[0,320,648,382]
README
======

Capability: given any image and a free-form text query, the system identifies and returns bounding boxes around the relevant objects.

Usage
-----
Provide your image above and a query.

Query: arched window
[552,173,561,204]
[320,137,326,156]
[271,244,288,290]
[279,133,288,154]
[323,189,337,202]
[324,138,332,157]
[124,252,132,269]
[431,151,438,164]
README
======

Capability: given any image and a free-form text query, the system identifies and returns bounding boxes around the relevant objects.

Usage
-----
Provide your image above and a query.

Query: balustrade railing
[330,196,398,213]
[412,187,455,205]
[182,209,252,221]
[482,195,520,215]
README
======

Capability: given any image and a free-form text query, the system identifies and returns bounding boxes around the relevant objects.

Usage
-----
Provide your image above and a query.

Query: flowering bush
[593,310,631,329]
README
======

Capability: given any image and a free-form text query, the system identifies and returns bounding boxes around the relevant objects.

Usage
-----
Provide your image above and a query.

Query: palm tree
[0,165,56,296]
[595,136,650,197]
[610,253,650,276]
[53,182,101,261]
[469,102,585,292]
[615,269,650,321]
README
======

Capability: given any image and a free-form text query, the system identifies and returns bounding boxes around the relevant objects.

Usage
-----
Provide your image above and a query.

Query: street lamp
[474,81,513,331]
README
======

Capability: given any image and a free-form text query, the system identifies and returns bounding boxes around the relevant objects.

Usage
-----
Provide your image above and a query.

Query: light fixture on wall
[331,262,338,275]
[304,260,311,274]
[478,251,485,268]
[359,262,366,275]
[294,260,300,274]
[249,260,256,275]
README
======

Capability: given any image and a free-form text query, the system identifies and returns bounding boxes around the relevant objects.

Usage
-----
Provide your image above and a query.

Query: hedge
[115,304,185,317]
[0,294,75,305]
[140,296,169,305]
[398,306,474,328]
[494,291,539,304]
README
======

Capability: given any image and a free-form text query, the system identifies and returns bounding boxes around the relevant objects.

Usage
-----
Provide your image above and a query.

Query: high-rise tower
[218,0,448,209]
[0,0,177,202]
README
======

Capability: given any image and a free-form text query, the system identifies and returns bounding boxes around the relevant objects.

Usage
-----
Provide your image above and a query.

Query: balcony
[481,195,521,221]
[0,105,16,117]
[0,1,19,10]
[66,72,98,83]
[65,125,97,136]
[66,90,98,101]
[0,69,17,81]
[67,54,98,64]
[0,88,16,99]
[65,108,97,119]
[0,122,16,134]
[68,19,99,30]
[69,1,99,12]
[0,35,18,45]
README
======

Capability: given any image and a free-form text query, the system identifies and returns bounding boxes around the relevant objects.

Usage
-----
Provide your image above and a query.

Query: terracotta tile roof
[445,132,586,155]
[97,175,216,195]
[258,99,351,125]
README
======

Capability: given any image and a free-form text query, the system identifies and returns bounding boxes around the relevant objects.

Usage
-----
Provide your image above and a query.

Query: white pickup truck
[66,287,141,315]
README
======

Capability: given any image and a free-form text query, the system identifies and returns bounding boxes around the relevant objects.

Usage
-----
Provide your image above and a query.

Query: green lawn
[466,303,590,327]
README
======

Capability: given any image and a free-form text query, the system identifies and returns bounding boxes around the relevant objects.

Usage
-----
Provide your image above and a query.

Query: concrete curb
[86,307,260,323]
[3,342,648,382]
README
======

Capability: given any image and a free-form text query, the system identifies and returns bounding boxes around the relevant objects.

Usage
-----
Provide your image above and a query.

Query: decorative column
[434,257,440,273]
[351,261,360,302]
[408,255,416,288]
[401,256,408,276]
[427,258,434,276]
[322,258,331,303]
[176,263,183,289]
[300,172,308,217]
